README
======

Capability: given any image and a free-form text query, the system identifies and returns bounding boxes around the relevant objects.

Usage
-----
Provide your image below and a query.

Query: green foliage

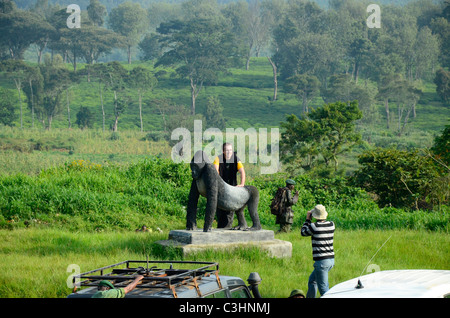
[0,87,17,125]
[280,100,362,173]
[351,148,444,210]
[155,17,240,114]
[204,95,225,130]
[434,68,450,104]
[430,124,450,166]
[283,74,320,113]
[0,156,447,232]
[75,106,93,129]
[0,157,190,231]
[108,1,147,64]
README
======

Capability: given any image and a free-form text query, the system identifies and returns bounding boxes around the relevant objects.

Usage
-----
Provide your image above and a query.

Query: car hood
[322,270,450,298]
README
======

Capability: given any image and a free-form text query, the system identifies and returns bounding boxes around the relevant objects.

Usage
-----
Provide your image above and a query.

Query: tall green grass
[0,127,170,175]
[0,228,448,297]
[0,155,447,232]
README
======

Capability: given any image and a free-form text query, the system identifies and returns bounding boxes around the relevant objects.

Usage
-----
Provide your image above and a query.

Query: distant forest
[1,0,448,131]
[12,0,430,11]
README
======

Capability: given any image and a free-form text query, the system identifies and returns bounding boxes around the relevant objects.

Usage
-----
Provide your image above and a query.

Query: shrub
[351,148,443,210]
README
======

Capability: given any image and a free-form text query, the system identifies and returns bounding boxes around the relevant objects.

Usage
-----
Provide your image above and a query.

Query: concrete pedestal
[155,229,292,258]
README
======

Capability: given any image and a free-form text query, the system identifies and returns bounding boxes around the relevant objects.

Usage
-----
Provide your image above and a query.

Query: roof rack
[72,260,222,298]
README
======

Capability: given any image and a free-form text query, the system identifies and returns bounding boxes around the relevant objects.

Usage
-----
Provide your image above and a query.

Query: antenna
[355,235,392,289]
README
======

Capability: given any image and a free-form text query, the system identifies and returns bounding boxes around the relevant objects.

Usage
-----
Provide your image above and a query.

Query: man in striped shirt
[301,204,335,298]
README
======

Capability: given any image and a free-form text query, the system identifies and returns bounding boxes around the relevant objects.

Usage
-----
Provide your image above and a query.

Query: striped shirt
[301,220,335,261]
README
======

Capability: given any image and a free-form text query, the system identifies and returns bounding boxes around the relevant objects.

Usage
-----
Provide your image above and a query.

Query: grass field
[0,57,448,299]
[0,152,447,298]
[0,227,448,298]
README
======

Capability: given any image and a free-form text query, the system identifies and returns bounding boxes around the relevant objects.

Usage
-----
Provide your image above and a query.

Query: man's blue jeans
[306,258,335,298]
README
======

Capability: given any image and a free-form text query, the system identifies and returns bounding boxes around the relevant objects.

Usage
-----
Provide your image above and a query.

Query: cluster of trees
[280,99,449,210]
[280,100,362,174]
[0,0,448,211]
[273,0,449,133]
[1,0,448,121]
[0,57,157,131]
[351,124,450,211]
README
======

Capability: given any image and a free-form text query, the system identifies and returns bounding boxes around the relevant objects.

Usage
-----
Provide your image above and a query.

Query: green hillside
[1,57,447,140]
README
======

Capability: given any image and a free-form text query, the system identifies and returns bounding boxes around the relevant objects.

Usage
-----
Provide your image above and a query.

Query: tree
[262,0,288,101]
[280,112,322,173]
[434,68,450,104]
[139,33,163,61]
[0,0,15,14]
[382,6,418,82]
[78,27,125,66]
[378,74,423,135]
[204,95,225,130]
[284,74,320,113]
[39,58,73,129]
[87,0,107,26]
[348,37,372,83]
[267,57,278,101]
[128,66,157,132]
[280,101,362,173]
[0,8,54,60]
[56,22,124,72]
[364,34,406,84]
[430,15,450,69]
[0,59,30,128]
[351,148,442,210]
[156,18,238,115]
[413,26,439,81]
[109,1,147,64]
[75,106,94,129]
[222,0,269,70]
[181,0,220,19]
[377,73,404,129]
[22,65,43,128]
[322,74,377,124]
[393,80,422,135]
[85,63,110,132]
[311,101,362,171]
[271,1,337,80]
[29,1,58,65]
[103,61,129,132]
[430,124,450,167]
[429,0,449,68]
[0,87,17,126]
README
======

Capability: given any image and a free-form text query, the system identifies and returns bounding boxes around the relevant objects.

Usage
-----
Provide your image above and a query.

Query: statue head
[190,151,210,179]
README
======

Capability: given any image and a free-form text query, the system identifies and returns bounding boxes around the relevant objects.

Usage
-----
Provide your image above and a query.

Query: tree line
[0,56,160,131]
[0,0,449,131]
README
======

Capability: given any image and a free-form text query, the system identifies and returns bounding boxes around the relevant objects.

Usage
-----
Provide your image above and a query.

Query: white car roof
[322,270,450,298]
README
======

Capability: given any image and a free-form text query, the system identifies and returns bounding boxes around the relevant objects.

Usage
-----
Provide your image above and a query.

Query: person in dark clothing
[276,179,299,233]
[213,143,246,228]
[213,143,245,186]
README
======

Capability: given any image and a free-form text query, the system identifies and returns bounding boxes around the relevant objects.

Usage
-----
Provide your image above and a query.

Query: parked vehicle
[67,260,262,298]
[322,270,450,298]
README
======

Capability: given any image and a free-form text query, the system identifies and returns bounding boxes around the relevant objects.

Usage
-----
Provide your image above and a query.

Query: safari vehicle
[322,270,450,298]
[67,260,262,298]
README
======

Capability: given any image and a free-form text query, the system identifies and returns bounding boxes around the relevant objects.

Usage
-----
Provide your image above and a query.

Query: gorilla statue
[186,150,262,232]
